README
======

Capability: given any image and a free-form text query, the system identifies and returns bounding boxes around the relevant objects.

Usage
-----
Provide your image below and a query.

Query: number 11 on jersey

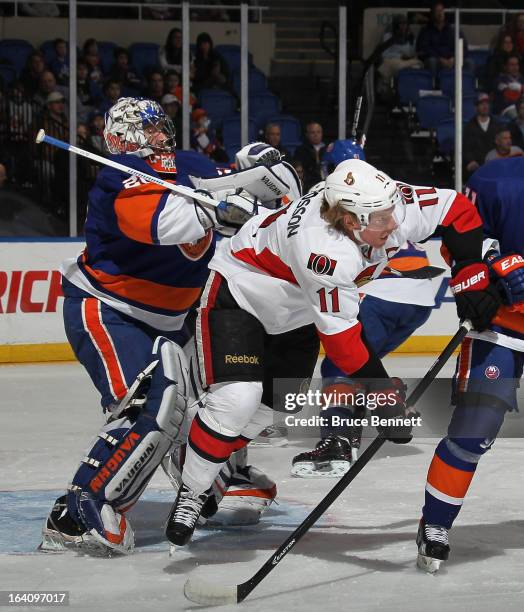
[317,287,340,313]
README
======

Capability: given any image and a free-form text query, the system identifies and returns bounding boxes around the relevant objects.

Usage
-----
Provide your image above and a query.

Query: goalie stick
[183,321,472,606]
[35,129,221,210]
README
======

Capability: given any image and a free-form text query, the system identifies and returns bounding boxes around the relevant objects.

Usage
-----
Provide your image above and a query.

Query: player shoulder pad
[190,164,291,204]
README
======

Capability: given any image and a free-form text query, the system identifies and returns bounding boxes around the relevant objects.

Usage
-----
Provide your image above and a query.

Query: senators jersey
[465,158,524,350]
[61,152,217,331]
[209,183,481,375]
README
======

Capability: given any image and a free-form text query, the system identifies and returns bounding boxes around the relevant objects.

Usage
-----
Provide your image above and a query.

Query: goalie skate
[251,423,288,447]
[39,495,87,553]
[291,435,353,478]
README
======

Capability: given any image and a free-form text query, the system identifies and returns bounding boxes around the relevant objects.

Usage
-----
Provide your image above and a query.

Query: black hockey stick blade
[183,322,471,605]
[386,265,446,280]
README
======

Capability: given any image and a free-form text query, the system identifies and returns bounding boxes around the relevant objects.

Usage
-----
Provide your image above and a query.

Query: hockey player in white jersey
[165,158,501,547]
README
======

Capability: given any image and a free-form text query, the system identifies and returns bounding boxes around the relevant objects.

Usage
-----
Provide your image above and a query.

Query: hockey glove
[485,251,524,309]
[369,377,415,444]
[449,261,501,331]
[194,189,258,237]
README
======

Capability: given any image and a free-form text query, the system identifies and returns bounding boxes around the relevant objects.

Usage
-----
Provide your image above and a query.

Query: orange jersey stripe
[387,255,430,272]
[493,306,524,335]
[114,183,167,244]
[83,263,201,311]
[427,454,475,500]
[83,298,128,400]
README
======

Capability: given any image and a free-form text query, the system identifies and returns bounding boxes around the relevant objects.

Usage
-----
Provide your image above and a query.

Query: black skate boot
[416,518,450,573]
[291,434,353,478]
[165,485,209,547]
[38,495,86,552]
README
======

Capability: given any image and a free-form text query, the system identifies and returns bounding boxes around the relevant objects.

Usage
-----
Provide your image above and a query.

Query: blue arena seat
[467,49,490,77]
[97,41,118,74]
[232,67,267,95]
[221,115,257,149]
[397,68,433,106]
[215,44,253,73]
[462,94,477,122]
[436,118,456,156]
[439,69,476,98]
[264,114,302,150]
[249,92,281,128]
[199,89,237,126]
[0,39,34,75]
[0,64,17,87]
[416,95,452,130]
[129,42,161,78]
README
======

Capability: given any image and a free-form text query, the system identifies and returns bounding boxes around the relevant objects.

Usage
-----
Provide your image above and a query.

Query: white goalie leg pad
[238,402,275,440]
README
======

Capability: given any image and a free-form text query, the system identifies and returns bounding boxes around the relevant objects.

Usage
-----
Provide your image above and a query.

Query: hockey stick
[385,265,445,280]
[184,321,472,605]
[35,129,220,209]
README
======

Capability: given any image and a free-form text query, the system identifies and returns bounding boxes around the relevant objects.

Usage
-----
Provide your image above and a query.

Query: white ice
[1,357,523,612]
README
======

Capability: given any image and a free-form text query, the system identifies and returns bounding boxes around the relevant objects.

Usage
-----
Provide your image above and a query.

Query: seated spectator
[509,12,524,57]
[20,51,47,98]
[416,1,472,77]
[486,31,516,91]
[8,80,33,143]
[160,28,184,74]
[50,38,69,86]
[193,32,229,94]
[33,70,68,109]
[377,14,422,92]
[109,47,141,94]
[165,70,197,108]
[293,121,326,191]
[509,97,524,149]
[98,80,122,114]
[190,108,228,162]
[263,122,290,158]
[41,91,69,139]
[77,59,102,122]
[161,93,182,139]
[143,68,165,104]
[88,110,106,153]
[463,93,501,177]
[485,127,524,162]
[82,38,104,84]
[494,54,524,118]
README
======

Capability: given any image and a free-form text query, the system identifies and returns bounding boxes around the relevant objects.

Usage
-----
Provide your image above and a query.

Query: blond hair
[320,199,358,237]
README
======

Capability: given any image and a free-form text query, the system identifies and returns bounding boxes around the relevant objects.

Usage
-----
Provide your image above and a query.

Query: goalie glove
[485,251,524,308]
[194,189,258,237]
[449,261,501,331]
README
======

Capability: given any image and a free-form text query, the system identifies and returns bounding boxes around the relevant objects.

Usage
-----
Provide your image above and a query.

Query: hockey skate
[291,434,354,478]
[165,485,210,548]
[251,423,288,447]
[39,495,87,553]
[416,518,450,573]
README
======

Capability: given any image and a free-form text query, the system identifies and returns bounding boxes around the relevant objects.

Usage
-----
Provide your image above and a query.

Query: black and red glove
[449,261,501,331]
[369,377,415,444]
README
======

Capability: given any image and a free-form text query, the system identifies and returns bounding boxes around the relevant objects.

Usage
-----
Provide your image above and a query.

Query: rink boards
[0,238,455,363]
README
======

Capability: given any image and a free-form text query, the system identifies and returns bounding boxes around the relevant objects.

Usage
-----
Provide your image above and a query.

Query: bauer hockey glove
[449,261,501,331]
[485,251,524,309]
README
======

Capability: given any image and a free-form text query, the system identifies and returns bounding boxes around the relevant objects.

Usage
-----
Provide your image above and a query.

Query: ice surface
[1,358,523,611]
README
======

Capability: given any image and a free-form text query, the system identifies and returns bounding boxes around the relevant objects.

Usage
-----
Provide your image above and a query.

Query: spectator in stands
[88,110,106,153]
[20,51,47,98]
[41,91,69,138]
[159,28,184,74]
[192,32,229,94]
[509,97,524,149]
[416,1,472,77]
[485,127,523,163]
[161,93,182,139]
[77,60,102,122]
[33,70,68,109]
[377,14,422,94]
[143,69,165,104]
[293,121,326,191]
[463,93,501,178]
[0,162,7,188]
[8,80,33,143]
[82,38,104,84]
[263,122,289,158]
[50,38,69,86]
[98,80,122,114]
[509,12,524,57]
[109,48,141,94]
[494,54,524,119]
[190,108,228,162]
[486,32,516,91]
[165,70,197,109]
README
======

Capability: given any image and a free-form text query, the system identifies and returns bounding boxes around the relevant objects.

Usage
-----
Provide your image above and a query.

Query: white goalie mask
[324,159,406,230]
[235,142,281,170]
[104,97,176,157]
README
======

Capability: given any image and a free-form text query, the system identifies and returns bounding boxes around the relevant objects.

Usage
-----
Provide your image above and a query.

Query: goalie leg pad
[67,337,190,551]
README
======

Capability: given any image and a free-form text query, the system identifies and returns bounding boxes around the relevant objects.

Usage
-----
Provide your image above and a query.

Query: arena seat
[215,44,253,72]
[397,68,433,107]
[249,92,281,128]
[416,95,452,130]
[0,39,34,75]
[199,89,237,126]
[129,42,161,78]
[439,69,476,98]
[232,67,267,95]
[264,114,302,151]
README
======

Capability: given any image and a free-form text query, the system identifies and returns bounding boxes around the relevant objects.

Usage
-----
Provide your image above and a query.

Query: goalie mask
[324,159,406,231]
[104,97,176,159]
[235,142,281,170]
[321,139,365,180]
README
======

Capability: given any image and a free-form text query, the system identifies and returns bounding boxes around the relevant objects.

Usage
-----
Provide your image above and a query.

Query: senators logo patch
[344,172,355,186]
[307,253,337,276]
[179,230,213,260]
